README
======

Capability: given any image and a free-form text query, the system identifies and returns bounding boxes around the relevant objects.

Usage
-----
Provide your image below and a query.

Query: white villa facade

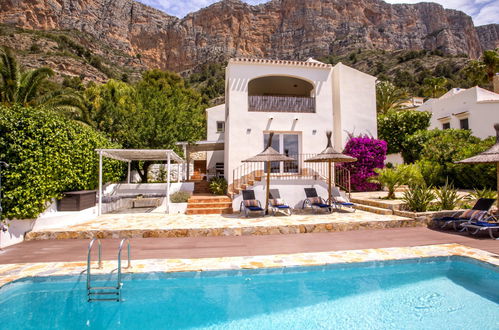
[417,86,499,139]
[193,58,377,207]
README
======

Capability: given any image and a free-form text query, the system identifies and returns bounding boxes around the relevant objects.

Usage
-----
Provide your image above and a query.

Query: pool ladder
[86,238,131,302]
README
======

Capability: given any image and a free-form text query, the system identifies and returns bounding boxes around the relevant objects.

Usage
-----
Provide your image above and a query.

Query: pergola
[96,149,184,215]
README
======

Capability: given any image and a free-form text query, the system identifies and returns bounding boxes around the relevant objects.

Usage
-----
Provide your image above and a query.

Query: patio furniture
[304,131,356,205]
[460,216,499,239]
[242,132,294,215]
[302,188,332,213]
[331,187,356,212]
[240,190,265,217]
[268,189,292,216]
[433,198,495,230]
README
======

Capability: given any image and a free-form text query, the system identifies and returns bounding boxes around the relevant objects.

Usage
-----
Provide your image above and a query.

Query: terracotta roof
[229,58,332,68]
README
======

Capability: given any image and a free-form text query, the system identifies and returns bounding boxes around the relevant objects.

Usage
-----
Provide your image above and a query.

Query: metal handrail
[87,238,102,290]
[117,238,131,290]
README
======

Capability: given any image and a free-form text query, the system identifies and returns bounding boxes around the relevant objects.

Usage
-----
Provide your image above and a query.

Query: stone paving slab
[0,244,497,288]
[25,210,424,240]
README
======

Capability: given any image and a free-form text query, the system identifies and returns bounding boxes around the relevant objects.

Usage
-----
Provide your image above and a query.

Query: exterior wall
[225,62,334,184]
[231,179,329,211]
[206,104,225,170]
[418,87,499,139]
[332,63,378,147]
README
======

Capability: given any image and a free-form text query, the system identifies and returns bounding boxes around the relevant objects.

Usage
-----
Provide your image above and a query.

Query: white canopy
[96,149,184,215]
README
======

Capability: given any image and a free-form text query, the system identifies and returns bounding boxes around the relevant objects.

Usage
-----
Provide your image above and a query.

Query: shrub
[402,184,436,212]
[170,191,191,203]
[369,164,423,199]
[378,110,431,155]
[341,135,387,191]
[209,177,228,195]
[0,105,123,219]
[403,129,495,189]
[467,188,497,200]
[434,180,462,210]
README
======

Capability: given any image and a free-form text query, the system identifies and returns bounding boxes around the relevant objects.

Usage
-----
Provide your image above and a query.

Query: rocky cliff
[0,0,496,72]
[476,24,499,52]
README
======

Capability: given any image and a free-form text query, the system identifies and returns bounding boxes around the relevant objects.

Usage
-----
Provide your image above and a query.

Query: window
[460,118,469,130]
[216,121,225,133]
[263,133,300,174]
[442,122,450,130]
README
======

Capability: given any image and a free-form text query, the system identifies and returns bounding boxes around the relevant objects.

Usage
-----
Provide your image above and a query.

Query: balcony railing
[248,95,315,113]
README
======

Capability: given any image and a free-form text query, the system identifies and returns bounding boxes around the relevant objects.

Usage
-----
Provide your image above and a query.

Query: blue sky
[137,0,498,26]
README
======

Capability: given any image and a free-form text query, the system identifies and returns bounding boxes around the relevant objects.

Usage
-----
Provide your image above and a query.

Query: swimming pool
[0,256,497,329]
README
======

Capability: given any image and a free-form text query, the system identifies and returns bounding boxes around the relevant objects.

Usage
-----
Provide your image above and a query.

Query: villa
[185,58,377,208]
[417,85,499,139]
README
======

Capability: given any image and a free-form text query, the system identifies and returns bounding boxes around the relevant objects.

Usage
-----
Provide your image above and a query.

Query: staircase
[193,180,211,194]
[186,195,233,215]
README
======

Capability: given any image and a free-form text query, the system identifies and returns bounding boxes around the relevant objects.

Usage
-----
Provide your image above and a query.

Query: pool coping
[0,243,498,288]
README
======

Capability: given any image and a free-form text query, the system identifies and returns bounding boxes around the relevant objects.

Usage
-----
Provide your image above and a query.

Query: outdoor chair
[433,198,495,231]
[460,214,499,239]
[239,190,265,217]
[331,187,356,212]
[302,188,332,213]
[268,189,292,216]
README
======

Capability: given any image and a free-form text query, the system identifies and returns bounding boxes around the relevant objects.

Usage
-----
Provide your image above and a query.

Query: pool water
[0,256,498,329]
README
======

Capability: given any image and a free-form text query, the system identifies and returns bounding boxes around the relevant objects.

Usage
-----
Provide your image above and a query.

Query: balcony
[248,95,316,113]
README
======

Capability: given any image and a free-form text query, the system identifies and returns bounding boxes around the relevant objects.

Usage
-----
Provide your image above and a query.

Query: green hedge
[0,105,124,219]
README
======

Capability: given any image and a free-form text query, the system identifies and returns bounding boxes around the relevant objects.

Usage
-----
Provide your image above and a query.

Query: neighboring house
[186,58,377,207]
[400,96,424,110]
[417,86,499,139]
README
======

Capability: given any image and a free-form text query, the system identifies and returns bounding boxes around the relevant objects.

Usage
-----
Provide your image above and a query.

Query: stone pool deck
[25,210,422,240]
[1,243,497,288]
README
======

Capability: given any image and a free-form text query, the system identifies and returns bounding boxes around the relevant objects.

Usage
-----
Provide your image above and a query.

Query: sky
[137,0,498,26]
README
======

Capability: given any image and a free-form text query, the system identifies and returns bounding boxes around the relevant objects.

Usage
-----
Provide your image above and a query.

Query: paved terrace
[25,210,421,240]
[2,227,497,264]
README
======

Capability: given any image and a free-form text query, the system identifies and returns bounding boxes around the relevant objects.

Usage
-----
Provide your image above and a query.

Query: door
[263,133,300,174]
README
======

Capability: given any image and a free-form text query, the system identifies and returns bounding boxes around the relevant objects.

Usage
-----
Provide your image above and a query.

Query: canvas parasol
[305,131,357,203]
[242,132,295,214]
[456,123,499,209]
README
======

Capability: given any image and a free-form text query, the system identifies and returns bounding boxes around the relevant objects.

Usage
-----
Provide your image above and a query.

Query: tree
[482,49,499,84]
[422,76,448,98]
[375,81,408,114]
[0,47,84,115]
[377,110,431,155]
[369,164,422,199]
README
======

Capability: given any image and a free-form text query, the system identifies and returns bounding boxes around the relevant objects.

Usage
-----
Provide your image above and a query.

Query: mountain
[0,0,497,74]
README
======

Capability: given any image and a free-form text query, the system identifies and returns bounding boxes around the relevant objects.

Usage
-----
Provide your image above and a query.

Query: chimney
[494,74,499,94]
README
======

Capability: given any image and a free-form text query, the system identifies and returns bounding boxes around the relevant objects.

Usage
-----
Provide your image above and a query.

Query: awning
[95,149,184,163]
[176,141,224,153]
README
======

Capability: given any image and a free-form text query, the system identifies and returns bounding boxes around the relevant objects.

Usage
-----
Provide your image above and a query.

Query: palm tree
[376,81,408,114]
[0,47,85,116]
[482,49,499,84]
[422,76,448,98]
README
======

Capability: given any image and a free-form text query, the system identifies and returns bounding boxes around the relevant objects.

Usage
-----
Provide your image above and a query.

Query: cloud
[137,0,498,25]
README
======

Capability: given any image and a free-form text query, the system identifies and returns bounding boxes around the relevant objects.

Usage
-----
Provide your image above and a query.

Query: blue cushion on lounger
[247,206,263,211]
[313,203,330,208]
[474,221,499,227]
[275,205,290,209]
[339,202,354,206]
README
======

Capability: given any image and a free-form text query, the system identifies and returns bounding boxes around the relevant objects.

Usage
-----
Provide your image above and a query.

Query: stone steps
[353,204,393,215]
[186,195,233,215]
[185,207,233,215]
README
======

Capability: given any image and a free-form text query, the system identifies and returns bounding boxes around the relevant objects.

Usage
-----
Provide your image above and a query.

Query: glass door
[263,133,300,174]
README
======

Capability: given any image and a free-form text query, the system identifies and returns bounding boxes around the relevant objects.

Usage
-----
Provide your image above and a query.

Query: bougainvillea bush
[341,135,387,191]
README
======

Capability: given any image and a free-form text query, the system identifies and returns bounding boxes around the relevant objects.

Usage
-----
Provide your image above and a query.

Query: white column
[98,151,103,216]
[177,163,181,183]
[127,161,131,184]
[166,152,171,214]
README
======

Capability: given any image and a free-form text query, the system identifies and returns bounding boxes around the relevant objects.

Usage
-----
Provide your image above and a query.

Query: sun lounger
[239,190,265,217]
[460,215,499,239]
[268,189,292,216]
[302,188,332,213]
[331,187,356,212]
[433,198,495,231]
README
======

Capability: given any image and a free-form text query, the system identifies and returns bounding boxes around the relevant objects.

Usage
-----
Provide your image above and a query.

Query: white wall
[418,87,499,139]
[332,62,378,147]
[231,179,329,211]
[225,62,334,184]
[206,104,226,170]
